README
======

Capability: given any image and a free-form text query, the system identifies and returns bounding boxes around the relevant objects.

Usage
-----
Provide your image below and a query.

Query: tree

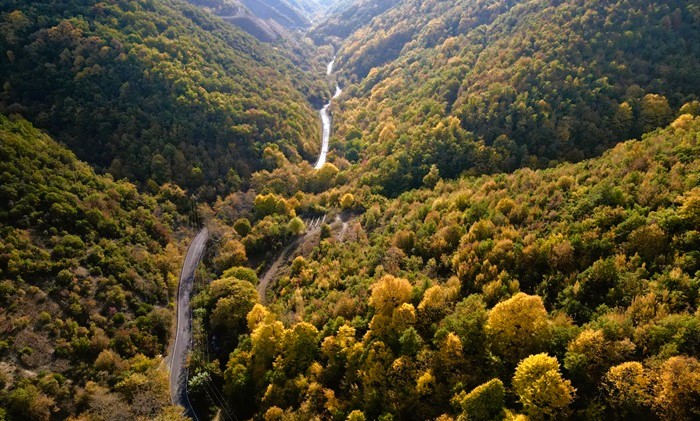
[291,256,307,276]
[316,163,340,190]
[603,361,651,417]
[486,293,550,367]
[6,384,55,421]
[652,356,700,420]
[253,193,293,219]
[418,284,455,327]
[564,329,634,395]
[287,216,306,235]
[340,193,355,210]
[280,322,319,376]
[208,278,259,346]
[452,378,505,421]
[423,164,441,188]
[369,275,413,315]
[222,266,259,284]
[399,327,423,356]
[679,101,700,117]
[213,239,247,272]
[251,319,286,376]
[234,218,252,236]
[150,154,171,184]
[347,410,367,421]
[639,94,672,134]
[512,353,575,418]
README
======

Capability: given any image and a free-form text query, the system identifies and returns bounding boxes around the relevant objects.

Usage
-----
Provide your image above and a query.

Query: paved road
[169,227,208,417]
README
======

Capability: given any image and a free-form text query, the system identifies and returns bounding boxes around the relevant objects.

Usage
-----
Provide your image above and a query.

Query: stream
[315,59,342,169]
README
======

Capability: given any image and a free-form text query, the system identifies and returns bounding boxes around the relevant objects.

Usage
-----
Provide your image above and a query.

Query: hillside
[0,0,329,200]
[0,114,191,420]
[187,0,319,42]
[199,115,700,419]
[322,0,700,196]
[309,0,399,46]
[3,0,700,419]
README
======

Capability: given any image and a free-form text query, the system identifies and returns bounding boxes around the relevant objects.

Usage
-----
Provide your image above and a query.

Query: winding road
[169,227,208,418]
[169,58,342,416]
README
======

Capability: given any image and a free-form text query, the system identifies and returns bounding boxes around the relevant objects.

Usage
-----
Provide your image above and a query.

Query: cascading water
[315,59,342,169]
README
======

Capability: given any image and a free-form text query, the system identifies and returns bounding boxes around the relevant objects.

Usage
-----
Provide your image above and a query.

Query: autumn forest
[0,0,699,420]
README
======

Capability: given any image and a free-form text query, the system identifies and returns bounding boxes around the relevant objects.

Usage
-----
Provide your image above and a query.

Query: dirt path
[257,222,323,303]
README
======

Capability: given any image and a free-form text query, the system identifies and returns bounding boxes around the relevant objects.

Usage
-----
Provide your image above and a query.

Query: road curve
[169,227,209,417]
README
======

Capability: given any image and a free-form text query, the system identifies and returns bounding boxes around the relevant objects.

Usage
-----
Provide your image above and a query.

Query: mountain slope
[0,0,326,200]
[0,114,190,420]
[309,0,400,46]
[188,0,319,41]
[212,115,700,419]
[325,0,700,196]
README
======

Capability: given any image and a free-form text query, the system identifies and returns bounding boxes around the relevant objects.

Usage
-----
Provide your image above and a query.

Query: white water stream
[315,59,342,169]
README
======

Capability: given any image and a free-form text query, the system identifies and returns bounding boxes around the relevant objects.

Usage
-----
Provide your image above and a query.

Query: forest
[1,0,700,419]
[188,110,700,420]
[0,114,193,419]
[322,0,700,196]
[0,0,330,201]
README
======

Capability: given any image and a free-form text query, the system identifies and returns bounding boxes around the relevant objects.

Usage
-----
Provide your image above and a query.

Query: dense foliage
[4,0,700,419]
[0,0,329,200]
[0,114,191,420]
[323,0,700,196]
[200,116,700,419]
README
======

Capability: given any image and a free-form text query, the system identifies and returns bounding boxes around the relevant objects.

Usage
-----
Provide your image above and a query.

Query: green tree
[452,378,505,421]
[287,216,306,235]
[209,278,259,346]
[234,218,252,236]
[639,94,672,134]
[280,322,319,375]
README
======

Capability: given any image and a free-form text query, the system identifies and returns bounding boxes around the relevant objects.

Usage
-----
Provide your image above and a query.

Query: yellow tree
[564,329,634,394]
[369,275,413,315]
[486,293,550,367]
[512,353,575,418]
[603,361,651,416]
[652,356,700,420]
[340,193,355,209]
[639,94,672,134]
[213,238,247,272]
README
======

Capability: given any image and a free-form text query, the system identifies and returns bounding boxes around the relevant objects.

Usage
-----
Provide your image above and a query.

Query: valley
[1,0,700,420]
[316,58,343,169]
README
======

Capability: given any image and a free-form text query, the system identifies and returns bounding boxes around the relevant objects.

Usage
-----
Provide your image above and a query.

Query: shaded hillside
[326,0,700,196]
[188,0,319,42]
[0,0,328,200]
[309,0,400,46]
[0,114,191,420]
